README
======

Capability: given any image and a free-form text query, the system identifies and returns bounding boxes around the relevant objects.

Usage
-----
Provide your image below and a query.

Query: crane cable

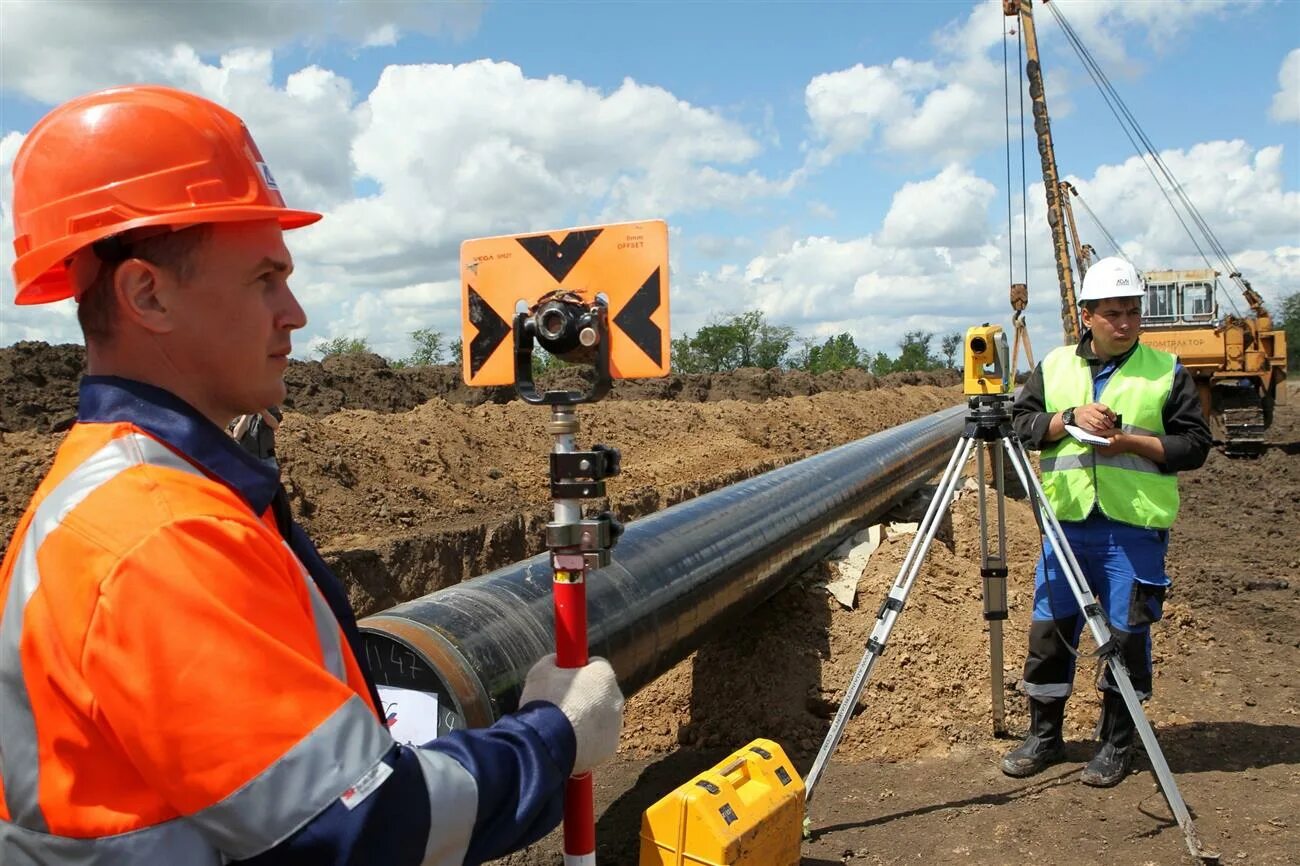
[1070,186,1124,260]
[1002,24,1016,291]
[1019,23,1029,287]
[1045,1,1245,314]
[1003,16,1039,371]
[1002,20,1032,290]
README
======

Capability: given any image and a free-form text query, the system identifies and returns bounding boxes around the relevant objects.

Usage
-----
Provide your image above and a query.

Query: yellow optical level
[963,324,1011,395]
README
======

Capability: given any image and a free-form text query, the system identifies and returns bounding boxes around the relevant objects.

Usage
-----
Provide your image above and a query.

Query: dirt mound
[283,352,509,414]
[277,385,958,614]
[0,342,84,433]
[0,341,959,432]
[0,344,960,615]
[622,483,1056,762]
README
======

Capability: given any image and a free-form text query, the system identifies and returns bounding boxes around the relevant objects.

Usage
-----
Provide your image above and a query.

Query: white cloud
[807,0,1253,170]
[802,41,1006,167]
[686,230,1006,350]
[0,129,76,344]
[802,57,1011,167]
[941,0,1243,68]
[0,0,485,104]
[298,61,782,281]
[684,135,1297,361]
[2,53,784,353]
[305,279,463,361]
[1052,141,1299,268]
[804,59,938,160]
[881,165,997,249]
[1271,49,1300,123]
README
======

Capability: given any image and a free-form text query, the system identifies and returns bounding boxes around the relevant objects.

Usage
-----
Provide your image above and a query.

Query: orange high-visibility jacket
[0,378,575,865]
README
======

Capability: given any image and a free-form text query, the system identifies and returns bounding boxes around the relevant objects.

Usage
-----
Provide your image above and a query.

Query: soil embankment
[2,343,1295,864]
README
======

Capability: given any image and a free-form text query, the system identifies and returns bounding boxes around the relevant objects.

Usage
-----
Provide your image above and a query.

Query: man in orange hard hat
[1,85,623,865]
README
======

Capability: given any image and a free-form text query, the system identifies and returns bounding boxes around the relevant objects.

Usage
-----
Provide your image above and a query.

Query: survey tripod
[513,294,625,866]
[804,384,1218,863]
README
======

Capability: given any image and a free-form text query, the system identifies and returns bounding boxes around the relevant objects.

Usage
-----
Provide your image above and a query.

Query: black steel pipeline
[359,402,965,735]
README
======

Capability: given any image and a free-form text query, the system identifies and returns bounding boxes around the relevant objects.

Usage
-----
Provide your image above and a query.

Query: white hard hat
[1078,256,1144,302]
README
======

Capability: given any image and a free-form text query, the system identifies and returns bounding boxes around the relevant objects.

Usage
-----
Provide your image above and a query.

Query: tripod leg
[805,436,975,801]
[978,443,1010,736]
[1001,437,1218,863]
[988,619,1005,734]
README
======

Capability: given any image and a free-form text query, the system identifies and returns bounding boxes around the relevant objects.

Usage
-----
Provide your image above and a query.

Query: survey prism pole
[545,404,623,865]
[550,411,595,864]
[459,221,664,861]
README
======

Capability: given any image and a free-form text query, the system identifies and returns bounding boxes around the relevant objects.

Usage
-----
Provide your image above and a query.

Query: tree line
[327,289,1300,373]
[667,310,962,375]
[314,328,461,369]
[317,311,964,375]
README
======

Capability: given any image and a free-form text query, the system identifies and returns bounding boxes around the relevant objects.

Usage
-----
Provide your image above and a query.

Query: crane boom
[1005,0,1080,344]
[1059,181,1094,281]
[1006,0,1286,456]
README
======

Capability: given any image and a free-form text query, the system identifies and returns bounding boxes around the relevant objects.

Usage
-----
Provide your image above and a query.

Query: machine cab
[1140,268,1218,329]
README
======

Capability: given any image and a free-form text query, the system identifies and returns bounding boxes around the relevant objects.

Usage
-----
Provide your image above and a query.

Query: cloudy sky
[1,0,1297,370]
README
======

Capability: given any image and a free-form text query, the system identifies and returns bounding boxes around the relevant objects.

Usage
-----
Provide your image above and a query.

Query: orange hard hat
[9,85,322,305]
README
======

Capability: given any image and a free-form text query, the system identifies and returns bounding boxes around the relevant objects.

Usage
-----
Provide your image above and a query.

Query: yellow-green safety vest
[1040,342,1179,529]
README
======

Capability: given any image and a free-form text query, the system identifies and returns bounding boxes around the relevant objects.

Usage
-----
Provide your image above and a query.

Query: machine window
[1180,282,1214,321]
[1145,282,1177,321]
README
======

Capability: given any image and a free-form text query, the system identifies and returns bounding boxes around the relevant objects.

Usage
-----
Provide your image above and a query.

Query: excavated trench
[0,343,962,620]
[0,344,973,758]
[5,344,1298,864]
[315,452,800,618]
[0,341,1044,765]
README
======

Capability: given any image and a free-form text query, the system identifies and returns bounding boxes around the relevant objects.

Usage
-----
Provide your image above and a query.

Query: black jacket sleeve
[1158,366,1212,473]
[1011,363,1053,450]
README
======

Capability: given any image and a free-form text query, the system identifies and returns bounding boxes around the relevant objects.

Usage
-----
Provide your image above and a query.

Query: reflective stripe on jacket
[0,377,499,865]
[1039,343,1179,528]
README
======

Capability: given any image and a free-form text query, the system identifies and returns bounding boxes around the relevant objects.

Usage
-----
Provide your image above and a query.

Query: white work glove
[518,654,625,775]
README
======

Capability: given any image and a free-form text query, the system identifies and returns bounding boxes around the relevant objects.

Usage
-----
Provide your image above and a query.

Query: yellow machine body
[964,324,1012,396]
[640,738,804,866]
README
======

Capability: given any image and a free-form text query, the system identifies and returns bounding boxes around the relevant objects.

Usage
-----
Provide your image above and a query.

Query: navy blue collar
[78,376,280,517]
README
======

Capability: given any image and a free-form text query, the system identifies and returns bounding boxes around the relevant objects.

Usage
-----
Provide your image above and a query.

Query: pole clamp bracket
[546,510,624,557]
[550,445,621,499]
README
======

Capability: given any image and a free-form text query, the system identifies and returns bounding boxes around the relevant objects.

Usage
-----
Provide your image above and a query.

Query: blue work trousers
[1021,512,1170,702]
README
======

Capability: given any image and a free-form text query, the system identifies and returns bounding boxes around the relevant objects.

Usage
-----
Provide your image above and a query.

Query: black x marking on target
[515,229,603,283]
[467,285,510,378]
[613,268,663,365]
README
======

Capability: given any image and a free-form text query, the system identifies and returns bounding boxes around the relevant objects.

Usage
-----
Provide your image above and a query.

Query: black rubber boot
[1081,691,1136,787]
[1001,698,1066,777]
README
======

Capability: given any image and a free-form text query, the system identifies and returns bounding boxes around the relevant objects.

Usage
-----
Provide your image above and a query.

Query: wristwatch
[1062,406,1077,426]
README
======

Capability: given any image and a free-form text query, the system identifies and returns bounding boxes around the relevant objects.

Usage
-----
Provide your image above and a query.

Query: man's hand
[1095,429,1166,464]
[1094,428,1128,457]
[1073,402,1116,433]
[519,655,624,775]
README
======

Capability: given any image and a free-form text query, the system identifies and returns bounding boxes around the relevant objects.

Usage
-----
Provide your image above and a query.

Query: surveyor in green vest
[1003,256,1211,787]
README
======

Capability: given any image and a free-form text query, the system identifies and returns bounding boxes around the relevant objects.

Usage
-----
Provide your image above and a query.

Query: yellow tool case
[640,738,804,866]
